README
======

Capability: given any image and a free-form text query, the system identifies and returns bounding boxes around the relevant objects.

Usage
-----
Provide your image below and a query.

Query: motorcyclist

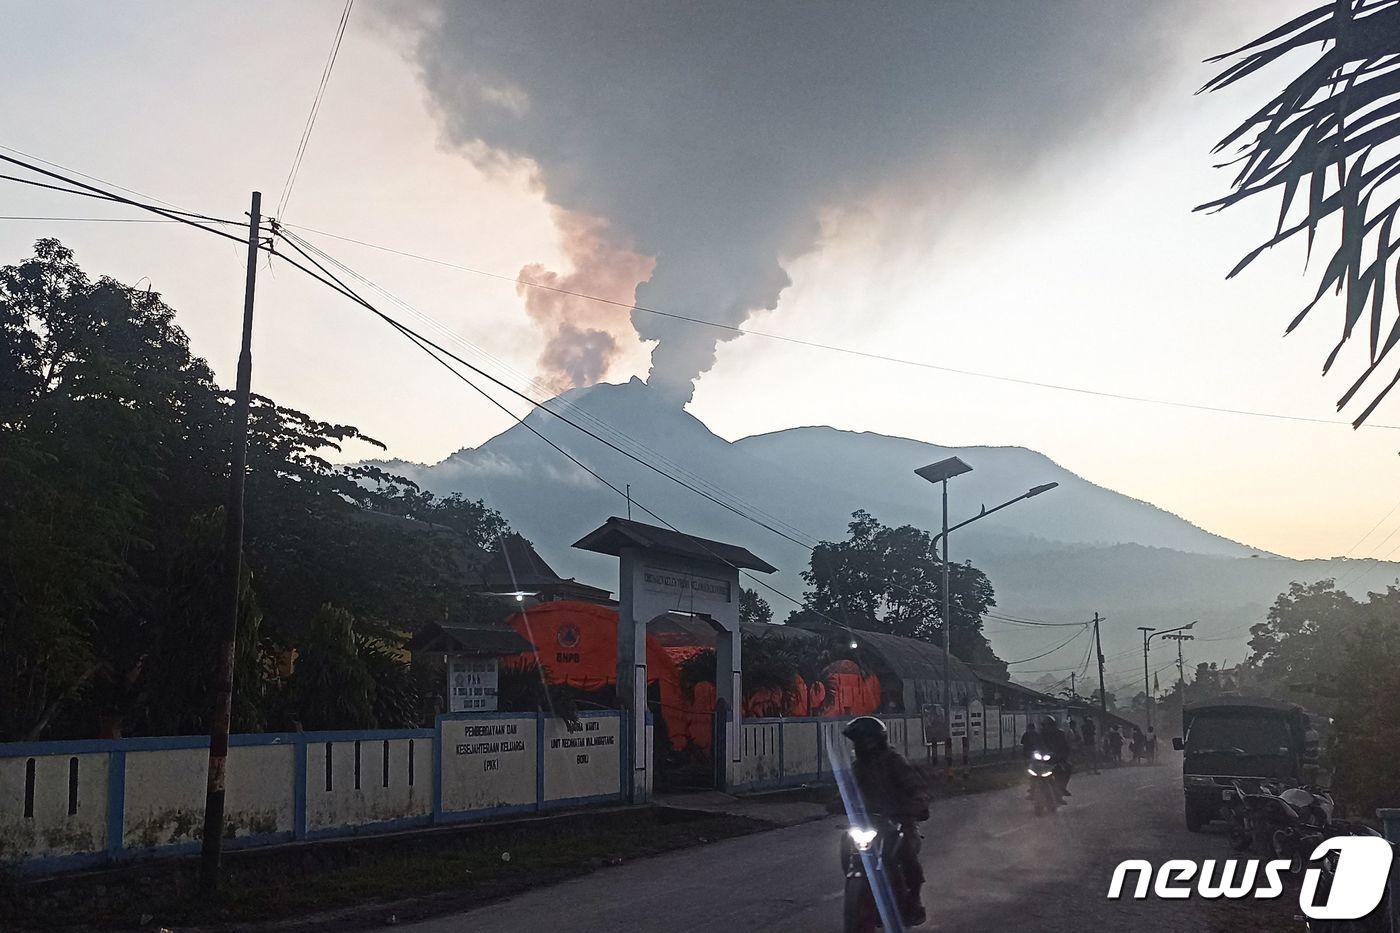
[843,716,930,926]
[1036,715,1072,800]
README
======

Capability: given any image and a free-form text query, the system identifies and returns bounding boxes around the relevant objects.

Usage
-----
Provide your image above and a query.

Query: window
[67,757,79,815]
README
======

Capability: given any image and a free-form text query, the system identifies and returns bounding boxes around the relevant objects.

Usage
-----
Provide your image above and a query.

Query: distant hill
[378,378,1400,692]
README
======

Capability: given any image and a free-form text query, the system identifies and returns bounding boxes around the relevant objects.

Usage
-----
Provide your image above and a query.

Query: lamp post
[915,457,1058,744]
[1141,621,1196,729]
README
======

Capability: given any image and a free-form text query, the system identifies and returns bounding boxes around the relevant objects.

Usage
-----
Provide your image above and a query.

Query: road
[393,755,1280,933]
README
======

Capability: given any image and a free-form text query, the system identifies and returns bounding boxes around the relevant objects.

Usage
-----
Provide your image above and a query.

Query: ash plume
[518,209,655,394]
[389,1,1180,403]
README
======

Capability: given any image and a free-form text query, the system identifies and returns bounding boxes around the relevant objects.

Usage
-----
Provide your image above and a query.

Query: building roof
[787,620,980,686]
[407,622,536,656]
[572,517,777,573]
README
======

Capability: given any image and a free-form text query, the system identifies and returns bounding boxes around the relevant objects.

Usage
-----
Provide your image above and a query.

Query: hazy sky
[3,0,1396,564]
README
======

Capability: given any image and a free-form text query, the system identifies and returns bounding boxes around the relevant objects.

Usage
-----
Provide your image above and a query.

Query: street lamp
[1141,621,1196,729]
[914,457,1058,744]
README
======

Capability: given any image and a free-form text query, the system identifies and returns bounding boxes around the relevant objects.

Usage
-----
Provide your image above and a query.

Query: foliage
[1202,0,1400,424]
[739,587,772,626]
[496,659,581,727]
[790,510,1005,676]
[280,606,377,730]
[1242,579,1400,811]
[1328,618,1400,815]
[1245,578,1367,714]
[0,239,504,739]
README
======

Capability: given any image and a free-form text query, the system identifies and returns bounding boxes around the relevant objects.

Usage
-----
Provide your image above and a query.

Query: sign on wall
[641,566,732,604]
[449,656,499,712]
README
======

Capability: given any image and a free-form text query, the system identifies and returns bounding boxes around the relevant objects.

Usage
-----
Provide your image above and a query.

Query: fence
[0,710,624,874]
[731,715,926,792]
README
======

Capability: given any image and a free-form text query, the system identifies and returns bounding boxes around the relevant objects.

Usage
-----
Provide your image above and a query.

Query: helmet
[842,716,888,745]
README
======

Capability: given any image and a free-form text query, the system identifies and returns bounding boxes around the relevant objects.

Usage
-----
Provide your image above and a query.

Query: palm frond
[1203,0,1400,424]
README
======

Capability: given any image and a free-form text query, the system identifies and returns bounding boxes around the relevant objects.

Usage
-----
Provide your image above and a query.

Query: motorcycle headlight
[1033,751,1050,761]
[848,827,878,851]
[1027,768,1038,776]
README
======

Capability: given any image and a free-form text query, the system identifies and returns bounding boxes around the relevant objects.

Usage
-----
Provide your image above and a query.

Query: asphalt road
[394,755,1282,933]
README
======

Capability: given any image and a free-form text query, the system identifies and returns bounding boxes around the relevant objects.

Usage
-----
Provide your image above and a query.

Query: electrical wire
[269,230,859,641]
[275,0,353,219]
[282,221,1400,431]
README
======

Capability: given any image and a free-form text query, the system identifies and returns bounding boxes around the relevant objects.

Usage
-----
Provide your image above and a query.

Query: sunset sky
[3,0,1394,562]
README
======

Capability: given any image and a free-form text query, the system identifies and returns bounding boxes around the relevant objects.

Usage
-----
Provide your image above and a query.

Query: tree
[1328,617,1400,815]
[1203,1,1400,425]
[739,587,772,626]
[791,510,1005,676]
[1245,579,1363,713]
[0,240,506,739]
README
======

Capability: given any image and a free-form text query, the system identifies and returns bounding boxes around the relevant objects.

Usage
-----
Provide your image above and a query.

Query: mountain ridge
[374,379,1398,690]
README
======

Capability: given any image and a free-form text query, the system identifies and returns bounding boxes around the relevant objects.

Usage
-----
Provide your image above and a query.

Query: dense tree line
[0,240,504,741]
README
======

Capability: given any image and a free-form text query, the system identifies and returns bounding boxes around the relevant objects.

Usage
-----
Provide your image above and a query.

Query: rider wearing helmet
[1037,715,1073,800]
[843,716,930,925]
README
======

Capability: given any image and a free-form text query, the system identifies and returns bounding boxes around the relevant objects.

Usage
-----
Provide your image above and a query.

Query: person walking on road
[1107,725,1124,765]
[1081,716,1099,774]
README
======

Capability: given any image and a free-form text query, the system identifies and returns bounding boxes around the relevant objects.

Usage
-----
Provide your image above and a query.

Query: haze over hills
[379,378,1400,695]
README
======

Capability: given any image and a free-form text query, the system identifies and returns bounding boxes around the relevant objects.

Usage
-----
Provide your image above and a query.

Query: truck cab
[1171,695,1317,832]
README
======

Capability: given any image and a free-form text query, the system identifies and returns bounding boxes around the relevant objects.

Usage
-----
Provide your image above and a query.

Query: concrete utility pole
[201,192,261,892]
[1164,632,1195,711]
[1070,671,1076,700]
[1139,621,1195,730]
[1093,612,1107,726]
[1138,627,1155,728]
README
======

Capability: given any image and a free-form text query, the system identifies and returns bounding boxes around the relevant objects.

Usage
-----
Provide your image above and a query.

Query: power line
[275,0,353,219]
[270,230,859,640]
[282,222,1400,431]
[0,215,178,223]
[0,153,1096,674]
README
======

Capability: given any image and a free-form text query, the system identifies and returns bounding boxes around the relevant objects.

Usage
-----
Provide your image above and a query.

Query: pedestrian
[1108,725,1124,765]
[1131,726,1146,764]
[1081,716,1098,774]
[1146,727,1158,764]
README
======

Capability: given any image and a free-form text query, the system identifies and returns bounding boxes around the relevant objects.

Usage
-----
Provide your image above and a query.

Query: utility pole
[941,477,951,744]
[1070,671,1076,700]
[1164,632,1195,712]
[1138,626,1156,729]
[200,192,261,892]
[1093,612,1107,726]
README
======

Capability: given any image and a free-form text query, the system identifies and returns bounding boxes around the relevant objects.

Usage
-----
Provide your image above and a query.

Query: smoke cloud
[392,1,1178,403]
[518,209,655,394]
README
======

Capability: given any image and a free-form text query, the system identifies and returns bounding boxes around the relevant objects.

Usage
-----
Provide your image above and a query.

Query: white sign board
[641,566,732,605]
[449,656,499,712]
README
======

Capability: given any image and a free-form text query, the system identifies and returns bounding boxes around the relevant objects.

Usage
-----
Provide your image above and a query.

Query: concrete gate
[573,517,776,800]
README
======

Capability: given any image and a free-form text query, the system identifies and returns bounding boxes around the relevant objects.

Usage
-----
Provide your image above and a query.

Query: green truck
[1172,695,1320,831]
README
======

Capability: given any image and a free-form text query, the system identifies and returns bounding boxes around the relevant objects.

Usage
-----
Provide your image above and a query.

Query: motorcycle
[1027,750,1062,816]
[1222,778,1284,852]
[1238,783,1337,867]
[841,817,914,932]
